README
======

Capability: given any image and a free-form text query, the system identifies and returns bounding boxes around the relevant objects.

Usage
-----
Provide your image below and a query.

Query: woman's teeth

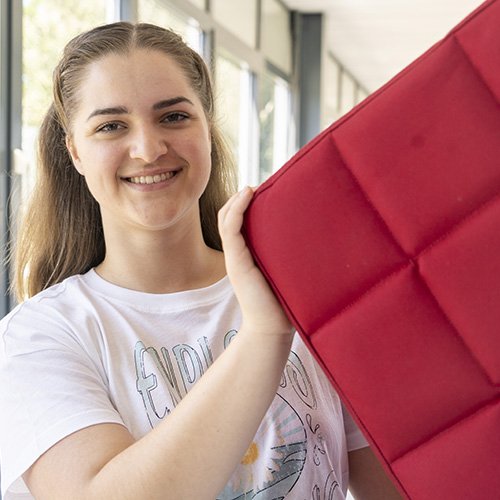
[128,172,175,184]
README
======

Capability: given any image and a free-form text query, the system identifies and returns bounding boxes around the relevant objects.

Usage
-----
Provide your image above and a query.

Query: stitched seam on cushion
[249,131,415,334]
[308,261,412,337]
[415,270,496,387]
[452,33,499,104]
[308,253,496,389]
[328,134,408,256]
[306,267,498,462]
[414,194,500,388]
[297,133,414,333]
[418,190,500,260]
[391,395,500,463]
[411,35,500,257]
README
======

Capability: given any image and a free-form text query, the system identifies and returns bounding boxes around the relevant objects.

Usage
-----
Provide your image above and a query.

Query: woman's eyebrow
[86,97,194,121]
[87,106,128,121]
[153,96,194,110]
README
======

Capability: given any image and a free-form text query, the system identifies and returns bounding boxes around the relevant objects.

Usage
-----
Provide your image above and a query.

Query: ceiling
[282,0,486,92]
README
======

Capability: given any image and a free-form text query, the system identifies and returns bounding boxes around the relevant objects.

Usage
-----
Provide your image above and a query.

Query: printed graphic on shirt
[133,332,344,499]
[134,335,216,426]
[218,394,307,499]
[311,470,341,500]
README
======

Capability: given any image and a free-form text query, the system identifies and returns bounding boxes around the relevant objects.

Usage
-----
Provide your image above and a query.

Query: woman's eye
[163,112,189,124]
[96,122,124,133]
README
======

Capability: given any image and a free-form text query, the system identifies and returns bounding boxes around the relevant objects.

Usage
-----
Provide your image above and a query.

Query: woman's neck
[95,219,226,294]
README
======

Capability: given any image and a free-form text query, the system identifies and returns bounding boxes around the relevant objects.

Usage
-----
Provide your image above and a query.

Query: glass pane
[261,0,292,75]
[322,55,341,128]
[259,72,291,182]
[21,0,108,207]
[212,0,257,48]
[138,0,203,54]
[215,53,254,187]
[357,87,370,104]
[186,0,205,9]
[340,71,356,116]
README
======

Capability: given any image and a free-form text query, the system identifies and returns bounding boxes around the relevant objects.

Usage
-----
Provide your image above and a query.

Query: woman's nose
[129,126,168,163]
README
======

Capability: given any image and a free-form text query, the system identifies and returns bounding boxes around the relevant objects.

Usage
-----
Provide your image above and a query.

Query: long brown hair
[13,22,236,301]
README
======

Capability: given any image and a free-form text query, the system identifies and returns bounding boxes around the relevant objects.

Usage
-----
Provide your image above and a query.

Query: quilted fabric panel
[455,0,500,99]
[419,197,500,383]
[243,134,408,333]
[311,266,496,461]
[243,0,500,498]
[391,402,500,498]
[333,36,500,255]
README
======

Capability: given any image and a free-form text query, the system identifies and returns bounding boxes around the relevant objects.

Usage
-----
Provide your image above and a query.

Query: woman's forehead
[84,49,189,87]
[76,49,199,111]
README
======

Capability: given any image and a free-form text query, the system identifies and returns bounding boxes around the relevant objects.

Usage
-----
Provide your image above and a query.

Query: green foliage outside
[23,0,107,128]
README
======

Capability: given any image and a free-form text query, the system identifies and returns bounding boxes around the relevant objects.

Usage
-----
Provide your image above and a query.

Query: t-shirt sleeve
[341,403,369,452]
[0,303,124,499]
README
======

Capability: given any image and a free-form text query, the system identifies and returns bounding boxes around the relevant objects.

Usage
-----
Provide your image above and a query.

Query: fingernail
[239,186,252,197]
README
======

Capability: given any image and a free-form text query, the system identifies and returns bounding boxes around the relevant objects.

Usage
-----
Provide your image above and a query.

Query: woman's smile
[126,170,177,185]
[122,168,181,191]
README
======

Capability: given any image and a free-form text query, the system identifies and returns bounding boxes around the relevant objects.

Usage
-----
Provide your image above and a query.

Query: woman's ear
[65,135,84,175]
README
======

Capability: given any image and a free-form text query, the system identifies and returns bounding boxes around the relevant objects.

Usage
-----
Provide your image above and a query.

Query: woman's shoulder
[5,271,90,314]
[0,272,96,347]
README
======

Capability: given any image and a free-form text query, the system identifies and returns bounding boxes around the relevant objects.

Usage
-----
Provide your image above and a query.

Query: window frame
[0,0,22,315]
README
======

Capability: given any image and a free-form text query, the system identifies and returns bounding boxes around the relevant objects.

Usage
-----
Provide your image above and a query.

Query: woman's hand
[218,186,293,338]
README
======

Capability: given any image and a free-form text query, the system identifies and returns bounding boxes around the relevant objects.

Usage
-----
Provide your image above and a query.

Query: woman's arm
[348,446,403,500]
[24,187,294,500]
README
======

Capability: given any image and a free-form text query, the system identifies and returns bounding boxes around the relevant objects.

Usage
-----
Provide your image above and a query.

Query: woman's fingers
[218,186,254,244]
[218,187,255,278]
[219,187,292,337]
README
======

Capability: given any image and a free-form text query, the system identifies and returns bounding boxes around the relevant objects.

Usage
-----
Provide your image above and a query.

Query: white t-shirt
[0,270,367,499]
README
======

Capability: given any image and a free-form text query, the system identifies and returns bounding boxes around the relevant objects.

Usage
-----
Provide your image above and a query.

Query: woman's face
[66,48,212,236]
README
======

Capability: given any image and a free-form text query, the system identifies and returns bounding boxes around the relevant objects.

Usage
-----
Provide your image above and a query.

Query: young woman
[0,22,401,500]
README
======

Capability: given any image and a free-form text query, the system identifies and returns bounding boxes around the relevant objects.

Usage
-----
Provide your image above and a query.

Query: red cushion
[243,1,500,498]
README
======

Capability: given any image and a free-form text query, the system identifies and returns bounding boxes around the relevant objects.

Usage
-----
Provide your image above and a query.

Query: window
[357,87,370,103]
[0,0,11,315]
[321,53,370,129]
[215,52,258,187]
[340,70,356,116]
[212,0,258,49]
[261,0,292,75]
[19,0,109,209]
[259,71,291,181]
[185,0,206,9]
[138,0,204,54]
[322,54,341,129]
